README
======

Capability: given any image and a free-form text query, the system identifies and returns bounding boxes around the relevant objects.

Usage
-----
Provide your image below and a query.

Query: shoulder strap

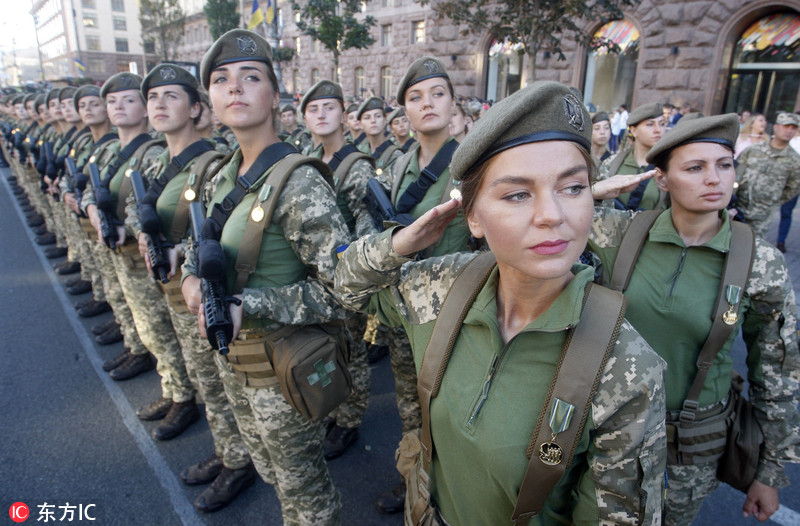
[102,133,153,186]
[233,153,332,292]
[608,210,661,291]
[511,283,625,524]
[334,151,374,195]
[396,139,458,214]
[390,149,416,202]
[681,221,754,416]
[146,140,215,202]
[116,138,166,219]
[169,149,225,243]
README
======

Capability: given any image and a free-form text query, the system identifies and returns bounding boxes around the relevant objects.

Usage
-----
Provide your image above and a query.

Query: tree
[419,0,640,83]
[139,0,186,62]
[204,0,241,41]
[290,0,376,83]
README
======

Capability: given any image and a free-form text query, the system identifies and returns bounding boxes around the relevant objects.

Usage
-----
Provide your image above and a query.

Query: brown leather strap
[334,151,373,195]
[512,284,625,524]
[609,210,660,291]
[233,154,331,292]
[169,150,224,243]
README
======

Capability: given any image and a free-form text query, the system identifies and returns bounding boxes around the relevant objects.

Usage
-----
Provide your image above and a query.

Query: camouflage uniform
[371,137,472,433]
[127,145,251,470]
[84,138,195,403]
[588,207,800,525]
[283,126,313,154]
[57,129,93,266]
[735,139,800,237]
[334,229,667,525]
[183,149,351,525]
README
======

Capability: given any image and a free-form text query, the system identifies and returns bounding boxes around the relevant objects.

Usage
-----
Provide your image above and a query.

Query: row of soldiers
[0,36,464,520]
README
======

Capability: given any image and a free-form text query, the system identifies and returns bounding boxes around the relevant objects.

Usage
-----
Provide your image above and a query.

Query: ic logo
[9,502,29,523]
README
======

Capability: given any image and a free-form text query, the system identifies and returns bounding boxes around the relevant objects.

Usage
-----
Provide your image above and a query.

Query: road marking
[773,505,800,526]
[2,169,204,526]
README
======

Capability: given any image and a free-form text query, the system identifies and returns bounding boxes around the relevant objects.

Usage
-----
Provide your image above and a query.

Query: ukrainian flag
[265,0,274,24]
[248,0,264,29]
[74,59,87,72]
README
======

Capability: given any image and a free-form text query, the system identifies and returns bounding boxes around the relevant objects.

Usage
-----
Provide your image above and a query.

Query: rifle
[88,162,118,250]
[188,200,241,355]
[364,178,414,230]
[129,170,171,284]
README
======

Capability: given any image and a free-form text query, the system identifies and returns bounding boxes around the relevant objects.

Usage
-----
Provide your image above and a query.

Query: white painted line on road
[2,168,204,526]
[773,505,800,526]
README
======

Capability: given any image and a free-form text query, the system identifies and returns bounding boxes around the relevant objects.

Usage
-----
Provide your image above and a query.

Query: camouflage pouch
[398,429,449,526]
[265,321,352,422]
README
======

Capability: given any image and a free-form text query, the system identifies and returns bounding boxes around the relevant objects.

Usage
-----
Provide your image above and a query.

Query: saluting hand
[591,170,656,201]
[391,197,462,257]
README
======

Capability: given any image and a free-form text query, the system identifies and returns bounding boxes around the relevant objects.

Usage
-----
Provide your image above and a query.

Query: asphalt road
[0,163,798,526]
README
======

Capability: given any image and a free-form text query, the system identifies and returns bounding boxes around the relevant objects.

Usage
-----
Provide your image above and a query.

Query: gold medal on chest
[723,310,738,325]
[538,397,575,466]
[539,441,564,466]
[450,188,462,200]
[251,206,265,222]
[184,188,196,202]
[722,285,742,326]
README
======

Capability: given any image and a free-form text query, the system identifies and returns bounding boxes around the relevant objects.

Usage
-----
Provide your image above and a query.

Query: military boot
[152,400,200,440]
[376,481,406,514]
[67,280,92,295]
[96,325,123,345]
[55,261,81,275]
[136,397,173,421]
[92,318,118,336]
[181,455,224,485]
[193,464,256,513]
[64,274,84,288]
[101,348,130,372]
[78,299,111,317]
[36,232,57,246]
[323,425,359,460]
[44,246,67,259]
[32,225,48,236]
[109,353,154,381]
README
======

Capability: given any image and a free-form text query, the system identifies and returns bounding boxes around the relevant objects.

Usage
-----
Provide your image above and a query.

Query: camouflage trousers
[111,247,193,402]
[364,314,380,344]
[46,194,68,248]
[166,299,250,470]
[330,313,370,429]
[663,462,719,526]
[91,241,146,354]
[388,325,422,433]
[214,352,341,526]
[78,217,105,302]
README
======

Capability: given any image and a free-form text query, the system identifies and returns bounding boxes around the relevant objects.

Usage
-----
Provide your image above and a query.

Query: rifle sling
[146,140,214,201]
[101,133,152,187]
[395,139,458,214]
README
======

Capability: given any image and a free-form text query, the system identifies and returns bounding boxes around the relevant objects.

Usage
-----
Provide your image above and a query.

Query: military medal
[251,184,272,222]
[184,188,196,201]
[70,148,75,156]
[538,398,575,466]
[722,285,742,325]
[125,168,133,177]
[450,188,462,200]
[376,168,383,176]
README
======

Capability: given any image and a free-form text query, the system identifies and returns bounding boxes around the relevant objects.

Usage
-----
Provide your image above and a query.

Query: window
[111,0,125,12]
[83,14,98,27]
[313,38,320,53]
[81,0,95,8]
[88,59,105,72]
[115,38,129,52]
[412,20,424,44]
[86,35,101,50]
[380,66,392,98]
[381,24,392,47]
[311,68,320,85]
[113,16,126,30]
[144,40,156,53]
[354,66,365,96]
[117,61,130,72]
[381,0,393,6]
[294,11,300,23]
[294,36,301,53]
[292,69,301,94]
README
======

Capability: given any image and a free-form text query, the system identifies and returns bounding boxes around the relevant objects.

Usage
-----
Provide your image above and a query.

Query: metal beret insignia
[423,59,440,74]
[160,67,177,81]
[120,75,135,88]
[563,94,584,132]
[237,36,258,55]
[321,83,335,96]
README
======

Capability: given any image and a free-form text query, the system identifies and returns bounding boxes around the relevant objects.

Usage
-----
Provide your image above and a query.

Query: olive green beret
[300,80,343,114]
[357,96,384,120]
[23,93,38,106]
[142,63,198,97]
[646,113,739,164]
[58,87,77,101]
[100,72,143,98]
[200,29,273,90]
[73,85,101,110]
[776,112,800,126]
[345,103,359,115]
[46,89,61,105]
[387,106,405,124]
[627,102,663,127]
[396,56,451,105]
[592,111,609,124]
[280,103,296,114]
[450,81,591,182]
[11,94,25,105]
[35,94,46,108]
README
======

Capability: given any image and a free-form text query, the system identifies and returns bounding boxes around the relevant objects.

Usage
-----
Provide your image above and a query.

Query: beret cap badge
[237,36,258,55]
[423,59,440,74]
[160,67,177,81]
[562,94,584,132]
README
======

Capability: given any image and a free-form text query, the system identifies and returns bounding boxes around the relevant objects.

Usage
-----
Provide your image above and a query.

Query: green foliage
[290,0,376,80]
[204,0,240,41]
[274,47,297,63]
[418,0,639,81]
[139,0,186,61]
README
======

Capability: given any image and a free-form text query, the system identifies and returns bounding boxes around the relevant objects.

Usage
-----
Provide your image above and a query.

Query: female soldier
[181,29,350,525]
[387,107,416,153]
[356,96,402,169]
[335,81,666,525]
[132,64,254,513]
[448,101,470,143]
[598,102,666,211]
[589,114,800,524]
[590,111,612,163]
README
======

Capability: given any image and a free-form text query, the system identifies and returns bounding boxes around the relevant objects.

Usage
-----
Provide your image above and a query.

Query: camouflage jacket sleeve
[586,206,635,283]
[741,239,800,488]
[346,158,380,239]
[586,322,667,525]
[240,165,355,325]
[124,156,166,238]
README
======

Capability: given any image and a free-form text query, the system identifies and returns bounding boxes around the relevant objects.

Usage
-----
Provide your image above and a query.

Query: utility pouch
[226,336,279,388]
[264,321,352,422]
[397,430,449,526]
[716,373,764,492]
[666,398,730,466]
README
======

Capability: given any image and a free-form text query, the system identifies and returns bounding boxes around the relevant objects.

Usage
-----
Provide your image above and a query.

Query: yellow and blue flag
[74,59,87,72]
[265,0,274,24]
[248,0,264,30]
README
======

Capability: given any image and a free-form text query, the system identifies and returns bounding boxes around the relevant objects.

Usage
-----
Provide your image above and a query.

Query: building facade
[31,0,157,82]
[278,0,800,120]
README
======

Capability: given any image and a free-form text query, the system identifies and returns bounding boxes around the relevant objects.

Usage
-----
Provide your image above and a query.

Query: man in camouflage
[735,112,800,238]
